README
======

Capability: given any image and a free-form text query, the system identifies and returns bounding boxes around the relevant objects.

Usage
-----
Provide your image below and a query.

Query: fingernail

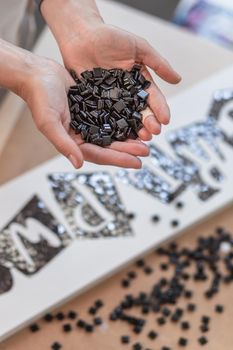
[68,154,78,168]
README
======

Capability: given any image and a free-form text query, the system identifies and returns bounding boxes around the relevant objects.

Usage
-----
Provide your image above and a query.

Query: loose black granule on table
[127,212,136,220]
[162,307,171,317]
[88,306,97,315]
[147,330,158,340]
[68,65,150,146]
[200,324,209,333]
[85,324,94,332]
[29,323,40,332]
[201,316,210,324]
[43,313,54,322]
[93,317,103,325]
[176,201,184,209]
[133,325,143,334]
[157,317,166,326]
[184,290,193,299]
[76,319,86,328]
[215,304,224,313]
[56,312,65,321]
[121,335,130,344]
[181,321,190,330]
[63,323,72,332]
[160,263,169,271]
[142,305,150,314]
[95,299,104,308]
[151,214,160,223]
[122,279,130,288]
[136,259,145,267]
[198,336,208,346]
[144,266,153,275]
[67,310,77,319]
[133,342,143,350]
[181,273,190,281]
[128,271,137,279]
[187,303,196,312]
[51,342,62,350]
[178,337,188,346]
[171,219,179,228]
[171,309,183,323]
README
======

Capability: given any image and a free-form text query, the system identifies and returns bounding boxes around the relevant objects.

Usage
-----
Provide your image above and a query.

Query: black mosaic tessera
[68,65,151,146]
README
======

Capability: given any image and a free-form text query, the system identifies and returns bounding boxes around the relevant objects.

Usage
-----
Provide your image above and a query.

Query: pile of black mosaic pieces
[29,226,233,350]
[68,65,151,146]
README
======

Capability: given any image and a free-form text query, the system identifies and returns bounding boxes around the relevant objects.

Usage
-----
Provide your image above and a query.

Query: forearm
[41,0,104,48]
[0,39,34,96]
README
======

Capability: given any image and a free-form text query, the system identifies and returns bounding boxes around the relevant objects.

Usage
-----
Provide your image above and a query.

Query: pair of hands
[21,21,181,169]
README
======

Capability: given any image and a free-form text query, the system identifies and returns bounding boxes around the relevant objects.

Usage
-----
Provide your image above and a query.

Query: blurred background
[21,0,233,46]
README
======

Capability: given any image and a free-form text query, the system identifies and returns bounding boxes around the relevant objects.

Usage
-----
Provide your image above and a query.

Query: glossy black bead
[215,304,224,313]
[94,317,103,325]
[133,342,143,350]
[147,330,158,340]
[157,317,166,326]
[43,313,54,322]
[181,321,190,330]
[198,336,208,346]
[178,337,188,346]
[56,312,65,321]
[51,342,62,350]
[29,323,40,332]
[95,299,104,308]
[63,323,72,332]
[121,335,130,344]
[67,310,77,319]
[122,279,130,288]
[187,303,196,312]
[144,266,153,275]
[77,319,86,328]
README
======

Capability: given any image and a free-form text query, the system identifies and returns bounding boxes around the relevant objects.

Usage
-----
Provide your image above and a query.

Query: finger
[136,37,181,84]
[108,139,149,157]
[142,107,162,134]
[80,143,142,169]
[137,127,153,141]
[142,66,171,125]
[39,117,84,168]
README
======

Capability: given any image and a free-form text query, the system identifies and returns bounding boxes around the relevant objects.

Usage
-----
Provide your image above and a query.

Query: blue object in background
[173,0,233,49]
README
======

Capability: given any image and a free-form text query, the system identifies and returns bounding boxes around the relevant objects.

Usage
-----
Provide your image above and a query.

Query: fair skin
[0,0,181,169]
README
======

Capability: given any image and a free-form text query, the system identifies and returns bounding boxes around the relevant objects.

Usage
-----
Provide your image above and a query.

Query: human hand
[59,23,181,141]
[21,56,149,169]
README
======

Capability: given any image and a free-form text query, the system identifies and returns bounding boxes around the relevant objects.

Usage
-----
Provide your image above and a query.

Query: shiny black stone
[121,335,130,344]
[67,310,77,319]
[29,323,40,332]
[63,323,72,332]
[147,330,158,340]
[179,337,188,346]
[51,342,62,350]
[198,336,208,346]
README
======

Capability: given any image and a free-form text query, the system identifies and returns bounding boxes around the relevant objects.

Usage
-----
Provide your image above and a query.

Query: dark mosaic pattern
[117,89,233,202]
[0,195,70,294]
[48,172,132,239]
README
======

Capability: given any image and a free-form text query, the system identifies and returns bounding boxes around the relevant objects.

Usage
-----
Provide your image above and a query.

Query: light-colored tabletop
[1,1,233,349]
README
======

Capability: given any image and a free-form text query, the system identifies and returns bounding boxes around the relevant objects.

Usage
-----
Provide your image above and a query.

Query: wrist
[41,0,104,48]
[0,39,35,97]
